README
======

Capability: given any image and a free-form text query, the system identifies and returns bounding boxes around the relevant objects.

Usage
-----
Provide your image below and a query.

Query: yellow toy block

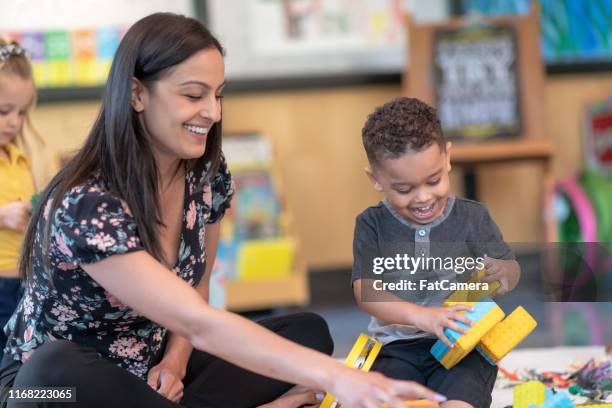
[342,333,381,372]
[320,333,381,408]
[514,380,546,408]
[436,301,505,369]
[322,335,442,408]
[478,306,537,363]
[444,269,500,303]
[403,402,440,408]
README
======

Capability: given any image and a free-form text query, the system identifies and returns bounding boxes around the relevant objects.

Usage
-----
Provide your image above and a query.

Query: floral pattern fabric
[3,158,233,380]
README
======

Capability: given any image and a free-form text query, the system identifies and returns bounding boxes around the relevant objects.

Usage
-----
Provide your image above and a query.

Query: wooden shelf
[226,273,309,312]
[451,139,555,165]
[220,134,310,312]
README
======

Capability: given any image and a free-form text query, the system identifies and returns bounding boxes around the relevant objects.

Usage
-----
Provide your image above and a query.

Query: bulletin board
[206,0,406,81]
[1,0,454,98]
[455,0,612,74]
[0,0,197,101]
[204,0,450,91]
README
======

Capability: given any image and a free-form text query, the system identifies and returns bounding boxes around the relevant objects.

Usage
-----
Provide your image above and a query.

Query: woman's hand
[147,360,185,403]
[0,200,31,231]
[411,304,473,347]
[257,385,323,408]
[328,368,445,408]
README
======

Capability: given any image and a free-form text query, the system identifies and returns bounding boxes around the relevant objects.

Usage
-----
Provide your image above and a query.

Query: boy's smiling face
[367,142,452,225]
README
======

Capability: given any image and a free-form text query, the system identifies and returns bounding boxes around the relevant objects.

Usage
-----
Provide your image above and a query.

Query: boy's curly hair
[362,97,446,166]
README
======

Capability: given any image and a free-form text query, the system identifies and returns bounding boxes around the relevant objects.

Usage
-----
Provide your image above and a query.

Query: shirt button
[418,229,426,237]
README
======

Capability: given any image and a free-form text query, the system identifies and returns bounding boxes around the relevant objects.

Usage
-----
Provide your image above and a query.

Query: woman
[0,13,443,408]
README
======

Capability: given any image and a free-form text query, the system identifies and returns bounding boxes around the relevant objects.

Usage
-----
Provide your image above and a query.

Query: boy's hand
[412,304,473,347]
[482,257,520,297]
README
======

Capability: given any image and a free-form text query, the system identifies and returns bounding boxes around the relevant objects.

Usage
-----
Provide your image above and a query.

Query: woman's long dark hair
[19,13,224,280]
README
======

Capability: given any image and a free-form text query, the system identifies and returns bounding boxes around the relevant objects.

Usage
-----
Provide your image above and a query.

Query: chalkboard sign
[433,25,521,140]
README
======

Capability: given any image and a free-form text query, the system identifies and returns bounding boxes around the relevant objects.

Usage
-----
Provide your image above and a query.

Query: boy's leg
[180,312,334,408]
[370,338,428,385]
[6,340,180,408]
[425,348,497,408]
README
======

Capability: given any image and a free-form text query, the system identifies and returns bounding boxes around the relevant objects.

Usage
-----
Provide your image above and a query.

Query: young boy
[352,98,520,408]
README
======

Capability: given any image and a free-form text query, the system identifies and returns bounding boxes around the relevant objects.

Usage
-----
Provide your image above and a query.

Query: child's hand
[0,200,31,231]
[482,257,520,297]
[412,304,473,347]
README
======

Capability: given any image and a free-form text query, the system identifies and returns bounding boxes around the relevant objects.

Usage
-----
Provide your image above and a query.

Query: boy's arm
[474,206,521,296]
[482,257,520,296]
[353,279,472,346]
[353,279,422,326]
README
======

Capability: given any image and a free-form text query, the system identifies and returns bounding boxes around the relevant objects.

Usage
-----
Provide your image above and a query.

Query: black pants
[372,338,497,408]
[0,312,333,408]
[0,278,23,362]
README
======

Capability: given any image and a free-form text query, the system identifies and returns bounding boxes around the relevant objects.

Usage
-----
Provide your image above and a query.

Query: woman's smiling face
[133,47,225,165]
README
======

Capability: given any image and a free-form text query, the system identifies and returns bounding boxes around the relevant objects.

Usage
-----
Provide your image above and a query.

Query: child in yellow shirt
[0,39,36,359]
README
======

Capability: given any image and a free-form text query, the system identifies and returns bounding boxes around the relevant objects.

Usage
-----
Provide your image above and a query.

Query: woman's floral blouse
[3,158,234,380]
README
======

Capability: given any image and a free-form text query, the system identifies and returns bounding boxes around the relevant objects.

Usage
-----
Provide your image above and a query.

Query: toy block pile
[430,270,537,369]
[513,380,612,408]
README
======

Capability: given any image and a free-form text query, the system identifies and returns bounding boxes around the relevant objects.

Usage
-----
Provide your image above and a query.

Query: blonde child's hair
[0,38,44,159]
[0,38,31,77]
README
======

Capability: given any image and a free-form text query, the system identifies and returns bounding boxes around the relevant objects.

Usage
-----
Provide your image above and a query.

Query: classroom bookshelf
[215,133,309,312]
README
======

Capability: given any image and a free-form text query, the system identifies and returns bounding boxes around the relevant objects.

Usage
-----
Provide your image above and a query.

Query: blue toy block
[431,298,505,369]
[431,298,499,360]
[539,389,574,408]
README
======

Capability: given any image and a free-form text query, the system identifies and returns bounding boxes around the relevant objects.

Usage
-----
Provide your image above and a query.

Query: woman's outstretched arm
[83,251,443,408]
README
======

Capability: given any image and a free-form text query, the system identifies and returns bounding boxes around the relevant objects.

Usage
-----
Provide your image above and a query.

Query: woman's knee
[287,312,334,356]
[13,341,87,386]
